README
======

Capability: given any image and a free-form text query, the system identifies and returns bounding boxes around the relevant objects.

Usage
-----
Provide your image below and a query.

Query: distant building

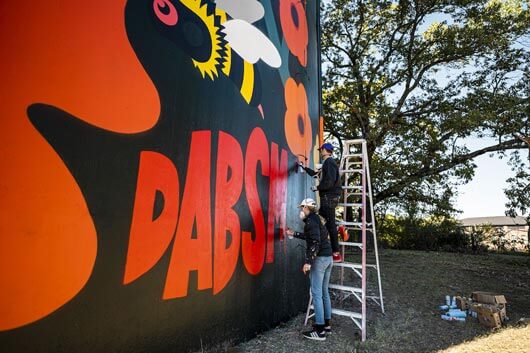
[459,216,529,251]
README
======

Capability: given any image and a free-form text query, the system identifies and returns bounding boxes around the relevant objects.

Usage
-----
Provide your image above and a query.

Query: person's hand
[310,185,318,192]
[302,264,311,274]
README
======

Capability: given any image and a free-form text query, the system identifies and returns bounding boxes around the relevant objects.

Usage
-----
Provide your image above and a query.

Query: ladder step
[340,169,363,173]
[333,262,362,270]
[328,284,362,293]
[334,262,378,270]
[343,154,362,158]
[338,203,362,207]
[341,228,374,233]
[331,308,363,319]
[342,186,363,190]
[337,221,373,227]
[343,139,366,145]
[339,241,362,247]
[309,305,363,320]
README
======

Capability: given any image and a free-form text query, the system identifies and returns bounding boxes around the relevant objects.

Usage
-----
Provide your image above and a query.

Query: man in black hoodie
[302,143,342,262]
[286,198,333,340]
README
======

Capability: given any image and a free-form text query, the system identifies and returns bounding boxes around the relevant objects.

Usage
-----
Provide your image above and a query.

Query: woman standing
[286,198,333,341]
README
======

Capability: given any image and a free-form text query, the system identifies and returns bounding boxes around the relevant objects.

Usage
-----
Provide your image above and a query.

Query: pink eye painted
[153,0,178,26]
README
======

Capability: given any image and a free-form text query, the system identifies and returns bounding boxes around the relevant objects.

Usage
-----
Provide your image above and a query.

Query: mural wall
[0,1,321,352]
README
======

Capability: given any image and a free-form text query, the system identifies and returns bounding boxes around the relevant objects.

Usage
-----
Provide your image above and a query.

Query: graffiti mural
[0,0,321,352]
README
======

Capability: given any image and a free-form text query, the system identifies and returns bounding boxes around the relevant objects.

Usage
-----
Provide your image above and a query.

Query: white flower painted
[222,19,282,68]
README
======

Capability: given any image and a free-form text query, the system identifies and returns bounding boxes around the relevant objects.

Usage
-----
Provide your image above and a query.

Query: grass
[229,249,530,353]
[438,325,530,353]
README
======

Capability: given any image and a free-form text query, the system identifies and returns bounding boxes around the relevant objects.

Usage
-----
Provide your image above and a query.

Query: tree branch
[374,139,527,203]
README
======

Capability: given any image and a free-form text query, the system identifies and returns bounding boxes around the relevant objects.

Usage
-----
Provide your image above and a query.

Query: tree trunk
[527,220,530,255]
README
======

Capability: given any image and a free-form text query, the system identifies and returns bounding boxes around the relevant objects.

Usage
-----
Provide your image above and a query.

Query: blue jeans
[311,256,333,325]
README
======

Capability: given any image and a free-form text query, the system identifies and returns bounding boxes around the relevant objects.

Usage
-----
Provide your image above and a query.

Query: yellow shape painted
[240,61,254,103]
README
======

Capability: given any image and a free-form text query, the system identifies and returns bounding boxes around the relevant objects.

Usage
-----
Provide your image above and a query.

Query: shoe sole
[303,335,326,341]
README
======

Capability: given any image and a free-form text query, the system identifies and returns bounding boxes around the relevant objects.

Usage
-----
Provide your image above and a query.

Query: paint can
[441,315,466,322]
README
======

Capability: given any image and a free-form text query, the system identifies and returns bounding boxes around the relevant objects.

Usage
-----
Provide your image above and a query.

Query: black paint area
[0,0,320,352]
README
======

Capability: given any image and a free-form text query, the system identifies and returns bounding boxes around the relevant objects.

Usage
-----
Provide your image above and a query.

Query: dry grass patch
[438,325,530,353]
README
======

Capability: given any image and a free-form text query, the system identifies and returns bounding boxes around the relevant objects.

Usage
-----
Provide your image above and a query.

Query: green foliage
[467,224,528,252]
[377,214,469,250]
[378,217,528,252]
[321,0,530,217]
[504,148,530,251]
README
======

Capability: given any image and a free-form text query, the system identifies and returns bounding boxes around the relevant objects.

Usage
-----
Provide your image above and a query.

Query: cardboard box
[468,293,509,326]
[469,302,481,316]
[471,292,507,322]
[478,310,502,328]
[475,303,507,323]
[472,292,507,305]
[476,304,493,315]
[498,306,507,322]
[456,296,471,310]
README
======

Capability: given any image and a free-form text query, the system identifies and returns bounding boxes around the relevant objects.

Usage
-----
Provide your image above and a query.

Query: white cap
[298,198,317,208]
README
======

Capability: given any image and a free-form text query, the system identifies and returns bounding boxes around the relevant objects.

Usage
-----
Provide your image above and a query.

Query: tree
[321,0,530,217]
[505,134,530,251]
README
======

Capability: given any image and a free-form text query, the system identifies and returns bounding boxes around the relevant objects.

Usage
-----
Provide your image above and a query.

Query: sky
[455,138,515,219]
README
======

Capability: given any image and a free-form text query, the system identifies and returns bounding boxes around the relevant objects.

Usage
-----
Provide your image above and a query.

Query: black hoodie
[293,212,333,264]
[304,157,341,196]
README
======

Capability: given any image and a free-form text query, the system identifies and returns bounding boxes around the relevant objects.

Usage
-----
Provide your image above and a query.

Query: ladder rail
[363,141,385,314]
[360,140,367,342]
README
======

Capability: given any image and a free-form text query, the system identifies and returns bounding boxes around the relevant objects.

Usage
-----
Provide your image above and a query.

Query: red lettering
[124,129,290,298]
[242,127,269,275]
[267,143,288,263]
[163,131,213,299]
[213,132,243,294]
[124,151,179,284]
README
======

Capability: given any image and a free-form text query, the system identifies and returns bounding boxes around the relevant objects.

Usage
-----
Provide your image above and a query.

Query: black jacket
[293,212,333,264]
[304,157,341,196]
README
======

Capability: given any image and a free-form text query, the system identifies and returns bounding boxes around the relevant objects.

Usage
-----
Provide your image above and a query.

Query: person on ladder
[286,198,333,340]
[300,143,343,263]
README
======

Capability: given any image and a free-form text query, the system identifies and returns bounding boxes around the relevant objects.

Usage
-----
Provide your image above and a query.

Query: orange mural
[284,78,312,160]
[280,0,308,67]
[0,1,160,331]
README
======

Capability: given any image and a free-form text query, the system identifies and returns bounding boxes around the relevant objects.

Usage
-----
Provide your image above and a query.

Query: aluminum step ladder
[304,139,384,341]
